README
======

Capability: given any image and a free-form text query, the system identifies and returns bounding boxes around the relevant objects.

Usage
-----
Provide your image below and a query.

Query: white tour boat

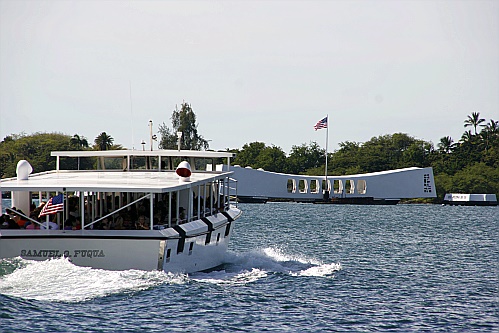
[442,193,498,206]
[0,149,242,273]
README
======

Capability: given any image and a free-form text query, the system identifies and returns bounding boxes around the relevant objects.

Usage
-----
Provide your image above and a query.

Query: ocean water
[0,202,497,332]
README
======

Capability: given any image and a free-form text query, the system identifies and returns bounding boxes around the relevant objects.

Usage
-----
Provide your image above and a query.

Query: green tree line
[0,131,123,178]
[1,106,498,201]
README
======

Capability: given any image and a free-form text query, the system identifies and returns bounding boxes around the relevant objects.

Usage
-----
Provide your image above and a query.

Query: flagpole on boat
[130,81,135,150]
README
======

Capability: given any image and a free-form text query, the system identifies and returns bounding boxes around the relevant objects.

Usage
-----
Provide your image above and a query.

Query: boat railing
[4,208,46,229]
[225,177,238,208]
[83,194,152,230]
[2,170,58,181]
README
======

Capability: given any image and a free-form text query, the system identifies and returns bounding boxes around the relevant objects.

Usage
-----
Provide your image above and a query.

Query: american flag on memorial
[314,116,328,131]
[39,194,64,217]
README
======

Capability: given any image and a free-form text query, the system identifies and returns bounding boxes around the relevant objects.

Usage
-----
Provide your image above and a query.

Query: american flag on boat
[39,194,64,217]
[314,116,328,131]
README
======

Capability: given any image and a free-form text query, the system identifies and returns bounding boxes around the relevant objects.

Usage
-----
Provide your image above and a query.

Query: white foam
[192,268,268,285]
[0,257,187,302]
[293,263,342,277]
[0,247,341,300]
[195,247,341,284]
[262,247,323,266]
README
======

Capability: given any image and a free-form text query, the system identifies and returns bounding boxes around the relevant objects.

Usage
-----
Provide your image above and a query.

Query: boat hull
[0,208,241,274]
[442,200,498,206]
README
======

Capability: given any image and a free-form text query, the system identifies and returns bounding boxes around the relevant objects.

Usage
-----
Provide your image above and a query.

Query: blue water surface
[1,202,498,332]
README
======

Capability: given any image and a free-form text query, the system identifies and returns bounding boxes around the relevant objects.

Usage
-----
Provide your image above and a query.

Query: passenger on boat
[113,213,125,230]
[1,214,19,229]
[5,207,16,217]
[155,201,167,223]
[122,215,133,229]
[100,217,112,230]
[136,215,149,230]
[178,207,186,224]
[64,216,75,230]
[94,217,110,230]
[30,206,44,221]
[25,220,40,230]
[11,209,28,228]
[153,211,162,226]
[40,221,59,230]
[6,218,19,229]
[72,216,82,230]
[68,209,79,220]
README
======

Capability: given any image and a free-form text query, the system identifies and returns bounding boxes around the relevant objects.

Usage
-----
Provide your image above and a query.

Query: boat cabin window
[55,154,229,173]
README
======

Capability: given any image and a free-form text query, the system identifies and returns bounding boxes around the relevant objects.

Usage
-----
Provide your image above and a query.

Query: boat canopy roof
[51,149,234,159]
[0,170,232,193]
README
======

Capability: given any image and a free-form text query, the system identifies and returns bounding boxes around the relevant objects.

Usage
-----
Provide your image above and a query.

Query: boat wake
[0,248,340,302]
[191,247,341,284]
[0,257,187,302]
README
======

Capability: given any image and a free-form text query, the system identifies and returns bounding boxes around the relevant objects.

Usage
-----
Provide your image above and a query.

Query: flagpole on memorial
[314,116,329,201]
[325,115,329,200]
[324,115,329,188]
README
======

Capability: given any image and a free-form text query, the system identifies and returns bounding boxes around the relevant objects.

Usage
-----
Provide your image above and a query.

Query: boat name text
[20,249,106,258]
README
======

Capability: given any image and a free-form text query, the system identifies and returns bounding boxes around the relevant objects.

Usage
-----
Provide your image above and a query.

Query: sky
[0,0,498,154]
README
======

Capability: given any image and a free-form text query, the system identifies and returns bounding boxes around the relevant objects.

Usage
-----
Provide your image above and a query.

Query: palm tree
[460,130,473,144]
[94,132,114,151]
[70,134,89,150]
[480,119,499,152]
[483,119,499,135]
[438,136,454,153]
[464,112,485,135]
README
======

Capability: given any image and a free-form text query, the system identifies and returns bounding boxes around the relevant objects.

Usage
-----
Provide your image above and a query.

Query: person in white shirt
[40,221,60,230]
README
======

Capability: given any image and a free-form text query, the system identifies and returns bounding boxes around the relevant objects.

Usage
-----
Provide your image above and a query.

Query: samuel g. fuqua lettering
[20,249,106,258]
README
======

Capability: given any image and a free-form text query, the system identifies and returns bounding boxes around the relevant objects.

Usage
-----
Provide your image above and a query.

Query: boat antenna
[149,120,153,151]
[129,81,135,150]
